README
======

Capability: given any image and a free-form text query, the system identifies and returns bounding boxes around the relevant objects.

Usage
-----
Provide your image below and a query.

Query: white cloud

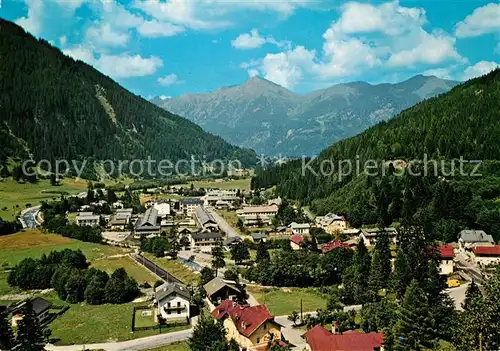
[159,95,172,100]
[86,22,130,48]
[59,36,68,46]
[259,46,316,88]
[422,67,453,80]
[245,1,464,88]
[455,3,500,38]
[98,54,163,78]
[63,46,163,79]
[387,29,463,67]
[53,0,87,12]
[319,27,381,77]
[232,29,267,49]
[332,1,426,36]
[247,69,259,77]
[138,19,185,37]
[97,0,144,30]
[461,61,499,80]
[232,29,291,50]
[157,73,184,86]
[133,0,314,30]
[15,0,44,36]
[63,45,97,64]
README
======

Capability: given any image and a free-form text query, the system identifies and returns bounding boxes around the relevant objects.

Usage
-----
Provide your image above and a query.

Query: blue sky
[2,0,499,98]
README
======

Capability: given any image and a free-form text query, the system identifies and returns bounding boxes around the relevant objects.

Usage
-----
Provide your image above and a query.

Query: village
[29,178,498,351]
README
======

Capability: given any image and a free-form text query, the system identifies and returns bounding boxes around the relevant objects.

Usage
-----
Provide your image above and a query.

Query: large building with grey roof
[134,207,160,236]
[195,205,218,232]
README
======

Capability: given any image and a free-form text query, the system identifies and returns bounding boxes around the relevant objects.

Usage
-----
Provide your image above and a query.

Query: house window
[256,338,260,344]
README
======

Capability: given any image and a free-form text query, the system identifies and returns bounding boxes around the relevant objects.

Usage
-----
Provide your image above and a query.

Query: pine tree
[392,280,437,350]
[453,281,486,351]
[369,231,392,291]
[16,300,45,351]
[354,240,372,303]
[0,309,14,350]
[391,248,411,300]
[211,245,226,276]
[188,312,229,351]
[256,240,270,262]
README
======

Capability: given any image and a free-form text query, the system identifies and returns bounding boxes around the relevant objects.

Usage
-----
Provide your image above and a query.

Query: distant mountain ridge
[0,18,256,170]
[154,75,459,156]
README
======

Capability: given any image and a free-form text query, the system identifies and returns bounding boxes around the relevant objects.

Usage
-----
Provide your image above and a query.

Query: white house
[76,212,100,227]
[360,228,398,247]
[289,222,311,235]
[437,244,455,275]
[470,246,500,266]
[180,198,204,217]
[155,282,191,323]
[153,202,171,218]
[315,213,347,234]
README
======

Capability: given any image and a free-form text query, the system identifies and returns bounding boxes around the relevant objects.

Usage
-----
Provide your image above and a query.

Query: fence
[131,306,189,332]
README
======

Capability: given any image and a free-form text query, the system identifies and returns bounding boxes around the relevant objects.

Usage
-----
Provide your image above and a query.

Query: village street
[45,319,197,351]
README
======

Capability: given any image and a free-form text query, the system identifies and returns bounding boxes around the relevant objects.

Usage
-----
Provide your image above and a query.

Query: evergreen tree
[392,280,437,350]
[256,240,270,262]
[188,312,229,351]
[199,267,215,286]
[354,240,372,303]
[85,275,107,305]
[369,231,392,291]
[453,281,487,351]
[0,309,14,350]
[211,245,225,276]
[391,248,411,300]
[16,300,45,351]
[231,242,250,264]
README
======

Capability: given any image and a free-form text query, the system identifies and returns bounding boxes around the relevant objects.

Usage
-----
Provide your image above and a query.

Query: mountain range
[0,18,256,173]
[153,75,459,156]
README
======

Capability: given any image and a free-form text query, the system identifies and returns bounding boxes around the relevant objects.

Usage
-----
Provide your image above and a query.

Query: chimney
[332,320,339,335]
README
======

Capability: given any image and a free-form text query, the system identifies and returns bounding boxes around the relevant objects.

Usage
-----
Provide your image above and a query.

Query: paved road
[206,206,239,238]
[445,282,470,311]
[45,325,194,351]
[132,254,184,284]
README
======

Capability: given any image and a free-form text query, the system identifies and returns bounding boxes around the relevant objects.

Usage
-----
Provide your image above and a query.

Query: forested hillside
[253,69,500,242]
[0,18,256,168]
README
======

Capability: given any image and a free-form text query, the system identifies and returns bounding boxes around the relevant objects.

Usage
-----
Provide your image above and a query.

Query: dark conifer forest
[0,18,256,167]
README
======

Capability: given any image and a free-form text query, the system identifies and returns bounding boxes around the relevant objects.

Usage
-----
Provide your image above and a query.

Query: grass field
[146,342,190,351]
[0,178,88,221]
[144,254,199,285]
[247,286,327,316]
[0,230,130,296]
[140,193,183,205]
[180,178,251,191]
[0,230,128,266]
[91,256,156,285]
[134,308,156,328]
[45,293,189,345]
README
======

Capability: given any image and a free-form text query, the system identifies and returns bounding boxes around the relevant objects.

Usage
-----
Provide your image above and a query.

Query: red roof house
[303,325,384,351]
[472,245,500,256]
[437,244,455,259]
[321,239,350,254]
[211,299,282,339]
[290,235,304,245]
